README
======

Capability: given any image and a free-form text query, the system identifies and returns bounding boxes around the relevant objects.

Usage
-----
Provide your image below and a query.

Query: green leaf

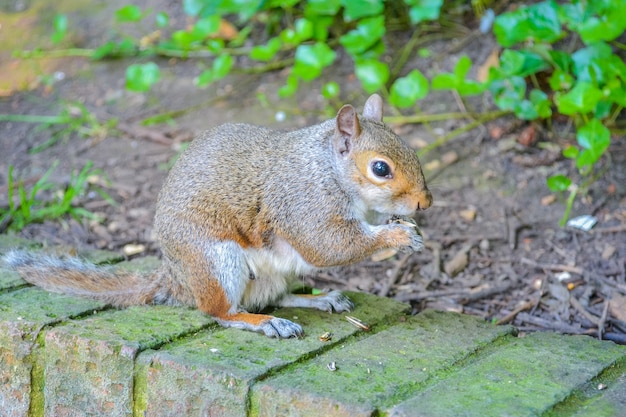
[548,70,574,91]
[125,62,160,92]
[51,14,68,44]
[278,74,299,97]
[212,54,233,79]
[196,54,233,87]
[489,77,526,112]
[355,59,389,93]
[405,0,443,24]
[339,16,386,57]
[321,81,340,99]
[575,118,610,168]
[115,5,143,23]
[191,16,221,40]
[547,175,572,192]
[305,0,341,16]
[529,89,552,119]
[183,0,206,16]
[156,12,169,28]
[562,145,579,159]
[172,30,195,50]
[293,42,336,81]
[294,18,314,42]
[432,56,484,96]
[389,69,429,108]
[571,42,613,85]
[555,82,604,115]
[343,0,384,21]
[249,37,282,61]
[494,1,562,47]
[499,49,548,78]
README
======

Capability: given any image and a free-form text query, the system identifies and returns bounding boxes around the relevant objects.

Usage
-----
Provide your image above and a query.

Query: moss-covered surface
[43,305,215,416]
[389,332,626,417]
[250,310,515,416]
[0,287,106,417]
[136,291,409,416]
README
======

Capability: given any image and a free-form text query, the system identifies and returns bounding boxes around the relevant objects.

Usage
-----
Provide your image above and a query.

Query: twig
[379,253,413,298]
[592,224,626,234]
[569,296,600,326]
[516,312,588,334]
[496,299,535,325]
[598,299,610,340]
[520,258,584,275]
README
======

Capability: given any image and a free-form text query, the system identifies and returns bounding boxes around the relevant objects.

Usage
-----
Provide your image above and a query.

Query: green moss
[28,333,46,417]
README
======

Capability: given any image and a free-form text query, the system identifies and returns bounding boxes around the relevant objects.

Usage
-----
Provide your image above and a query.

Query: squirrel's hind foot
[216,313,304,338]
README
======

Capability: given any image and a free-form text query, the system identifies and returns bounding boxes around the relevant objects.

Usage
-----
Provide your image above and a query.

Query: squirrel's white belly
[241,237,316,311]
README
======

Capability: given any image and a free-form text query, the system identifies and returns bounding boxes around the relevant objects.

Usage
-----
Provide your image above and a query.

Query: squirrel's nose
[415,189,432,210]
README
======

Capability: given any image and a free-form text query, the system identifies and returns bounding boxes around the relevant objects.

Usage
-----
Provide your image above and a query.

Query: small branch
[496,299,535,325]
[519,258,584,275]
[569,296,600,326]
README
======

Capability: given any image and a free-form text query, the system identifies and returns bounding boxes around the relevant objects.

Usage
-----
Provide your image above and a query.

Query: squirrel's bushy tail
[2,250,162,307]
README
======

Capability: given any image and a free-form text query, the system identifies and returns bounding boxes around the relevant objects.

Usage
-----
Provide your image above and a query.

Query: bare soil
[1,1,625,343]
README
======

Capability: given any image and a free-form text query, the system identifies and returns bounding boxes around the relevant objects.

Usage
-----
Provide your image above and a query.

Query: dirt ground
[1,1,625,343]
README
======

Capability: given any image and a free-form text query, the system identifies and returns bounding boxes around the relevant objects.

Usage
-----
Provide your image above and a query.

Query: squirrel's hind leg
[277,291,354,313]
[183,240,303,338]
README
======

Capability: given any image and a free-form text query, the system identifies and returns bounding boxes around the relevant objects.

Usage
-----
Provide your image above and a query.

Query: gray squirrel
[4,94,432,338]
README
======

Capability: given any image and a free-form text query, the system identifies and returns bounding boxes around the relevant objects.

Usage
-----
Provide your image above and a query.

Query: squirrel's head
[333,94,432,219]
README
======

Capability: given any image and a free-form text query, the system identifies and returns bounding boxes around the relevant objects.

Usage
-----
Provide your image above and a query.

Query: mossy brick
[135,291,409,417]
[0,267,27,291]
[388,332,626,417]
[0,235,41,252]
[0,288,105,417]
[43,305,214,417]
[546,363,626,417]
[249,310,515,417]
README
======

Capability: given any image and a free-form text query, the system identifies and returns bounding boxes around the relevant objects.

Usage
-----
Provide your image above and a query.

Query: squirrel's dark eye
[372,160,391,178]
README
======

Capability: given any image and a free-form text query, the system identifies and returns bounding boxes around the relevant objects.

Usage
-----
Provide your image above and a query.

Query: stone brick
[0,288,105,417]
[250,310,515,417]
[388,332,626,417]
[42,306,214,417]
[136,292,410,417]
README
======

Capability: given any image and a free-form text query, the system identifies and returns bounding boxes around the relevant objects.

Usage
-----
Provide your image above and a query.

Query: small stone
[123,244,146,256]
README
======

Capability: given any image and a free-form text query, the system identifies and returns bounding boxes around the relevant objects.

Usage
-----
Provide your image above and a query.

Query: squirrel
[3,94,432,338]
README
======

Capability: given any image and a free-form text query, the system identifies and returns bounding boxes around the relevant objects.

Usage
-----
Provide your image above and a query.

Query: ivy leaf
[571,42,613,85]
[196,54,233,87]
[278,74,299,98]
[404,0,443,24]
[529,89,552,119]
[51,14,68,44]
[548,69,574,91]
[305,0,341,16]
[115,5,143,23]
[555,82,604,115]
[191,16,221,40]
[432,56,484,96]
[126,62,160,92]
[355,59,389,93]
[562,145,579,159]
[293,42,336,81]
[343,0,384,21]
[546,175,572,192]
[389,70,429,108]
[321,81,340,99]
[156,12,169,28]
[575,118,610,168]
[494,1,562,47]
[339,16,386,57]
[249,37,282,61]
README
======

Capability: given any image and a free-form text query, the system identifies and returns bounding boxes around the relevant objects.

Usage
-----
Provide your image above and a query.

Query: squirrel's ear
[362,94,383,121]
[334,104,361,155]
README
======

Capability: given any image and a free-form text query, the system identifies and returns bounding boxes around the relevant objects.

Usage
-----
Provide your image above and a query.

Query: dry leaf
[441,151,459,165]
[459,208,477,222]
[478,48,500,83]
[444,245,471,277]
[517,125,537,147]
[541,194,557,206]
[371,248,398,262]
[123,243,146,256]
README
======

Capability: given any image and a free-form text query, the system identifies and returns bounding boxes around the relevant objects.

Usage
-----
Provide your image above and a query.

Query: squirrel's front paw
[386,221,424,253]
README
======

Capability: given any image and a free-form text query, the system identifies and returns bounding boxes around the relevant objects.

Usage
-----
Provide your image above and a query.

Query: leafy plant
[488,0,624,225]
[0,102,117,153]
[0,162,114,232]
